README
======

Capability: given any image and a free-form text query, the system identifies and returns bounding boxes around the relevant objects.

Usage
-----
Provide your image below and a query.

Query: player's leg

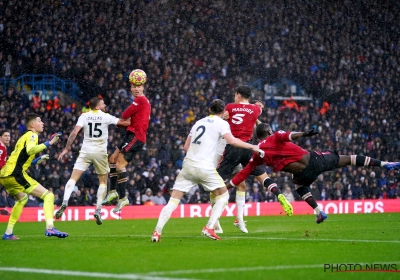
[152,189,185,242]
[216,145,242,232]
[2,181,27,240]
[55,168,84,219]
[104,147,120,201]
[295,184,327,224]
[112,135,144,212]
[94,173,108,225]
[29,182,68,238]
[338,155,400,170]
[233,180,248,233]
[152,167,195,242]
[90,154,111,225]
[201,171,229,240]
[258,174,293,216]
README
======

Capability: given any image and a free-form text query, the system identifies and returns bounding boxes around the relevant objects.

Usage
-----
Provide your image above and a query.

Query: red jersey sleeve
[231,153,264,186]
[122,101,140,119]
[274,131,293,142]
[0,144,7,169]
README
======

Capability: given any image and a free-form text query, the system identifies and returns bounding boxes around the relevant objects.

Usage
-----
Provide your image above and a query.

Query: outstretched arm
[58,126,82,161]
[290,127,318,141]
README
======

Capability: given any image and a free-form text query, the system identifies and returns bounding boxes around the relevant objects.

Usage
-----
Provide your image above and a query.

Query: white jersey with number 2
[76,110,119,154]
[185,115,231,169]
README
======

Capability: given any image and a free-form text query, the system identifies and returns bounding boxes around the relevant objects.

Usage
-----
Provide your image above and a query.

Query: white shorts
[173,160,225,193]
[73,152,109,175]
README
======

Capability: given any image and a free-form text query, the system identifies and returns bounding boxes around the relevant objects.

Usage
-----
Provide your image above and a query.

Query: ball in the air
[129,69,147,86]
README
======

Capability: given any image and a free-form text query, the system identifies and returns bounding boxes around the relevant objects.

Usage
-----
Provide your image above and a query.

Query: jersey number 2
[192,125,206,144]
[88,123,102,138]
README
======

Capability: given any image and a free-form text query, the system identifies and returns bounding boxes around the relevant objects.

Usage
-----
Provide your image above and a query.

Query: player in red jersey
[102,80,151,212]
[217,86,293,233]
[228,123,400,224]
[0,130,10,169]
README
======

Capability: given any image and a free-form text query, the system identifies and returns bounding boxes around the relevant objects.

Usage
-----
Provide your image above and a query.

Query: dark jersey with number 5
[226,103,261,142]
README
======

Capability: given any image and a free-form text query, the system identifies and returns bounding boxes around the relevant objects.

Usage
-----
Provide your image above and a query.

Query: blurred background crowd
[0,0,399,208]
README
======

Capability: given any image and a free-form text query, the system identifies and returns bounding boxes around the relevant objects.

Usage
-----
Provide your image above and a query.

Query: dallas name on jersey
[77,110,119,154]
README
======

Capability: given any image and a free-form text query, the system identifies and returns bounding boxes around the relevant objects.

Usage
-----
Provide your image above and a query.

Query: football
[129,69,147,86]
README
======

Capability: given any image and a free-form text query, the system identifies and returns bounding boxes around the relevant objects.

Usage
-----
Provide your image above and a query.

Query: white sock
[314,206,321,215]
[155,198,180,234]
[236,191,246,221]
[206,191,229,229]
[63,179,76,205]
[96,184,107,210]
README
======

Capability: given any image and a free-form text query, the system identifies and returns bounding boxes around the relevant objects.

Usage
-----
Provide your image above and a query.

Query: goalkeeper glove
[31,154,49,165]
[303,127,318,137]
[44,132,62,147]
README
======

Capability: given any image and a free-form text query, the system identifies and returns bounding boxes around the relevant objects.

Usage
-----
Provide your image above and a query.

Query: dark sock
[116,171,128,199]
[296,186,318,209]
[354,156,381,167]
[270,186,281,196]
[263,178,281,196]
[109,164,117,191]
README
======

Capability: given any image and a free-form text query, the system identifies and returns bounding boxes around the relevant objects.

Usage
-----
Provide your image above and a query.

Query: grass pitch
[0,213,399,280]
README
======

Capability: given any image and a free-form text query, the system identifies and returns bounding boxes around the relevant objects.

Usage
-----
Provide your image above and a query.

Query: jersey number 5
[231,113,245,124]
[192,125,206,144]
[88,122,103,138]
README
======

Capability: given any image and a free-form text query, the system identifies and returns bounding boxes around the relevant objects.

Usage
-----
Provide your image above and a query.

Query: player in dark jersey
[228,123,400,224]
[0,130,10,169]
[217,86,293,233]
[102,72,151,212]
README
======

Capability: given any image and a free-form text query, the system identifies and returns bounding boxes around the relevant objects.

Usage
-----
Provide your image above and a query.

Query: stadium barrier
[0,199,399,223]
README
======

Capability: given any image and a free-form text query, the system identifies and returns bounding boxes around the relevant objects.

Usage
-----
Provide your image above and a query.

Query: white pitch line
[0,267,196,280]
[146,261,400,276]
[19,234,400,243]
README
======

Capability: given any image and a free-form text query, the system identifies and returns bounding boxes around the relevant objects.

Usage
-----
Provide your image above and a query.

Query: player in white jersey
[151,99,262,241]
[55,97,130,224]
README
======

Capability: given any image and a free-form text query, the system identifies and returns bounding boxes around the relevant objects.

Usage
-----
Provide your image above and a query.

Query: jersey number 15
[88,122,103,138]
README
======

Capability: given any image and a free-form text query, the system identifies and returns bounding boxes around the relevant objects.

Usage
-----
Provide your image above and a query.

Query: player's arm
[121,103,140,119]
[183,136,191,152]
[58,126,82,161]
[223,132,260,153]
[289,126,318,141]
[227,155,261,188]
[116,118,130,127]
[26,133,61,155]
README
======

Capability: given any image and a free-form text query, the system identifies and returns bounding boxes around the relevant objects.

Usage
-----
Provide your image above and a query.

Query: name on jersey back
[87,116,103,121]
[231,107,254,114]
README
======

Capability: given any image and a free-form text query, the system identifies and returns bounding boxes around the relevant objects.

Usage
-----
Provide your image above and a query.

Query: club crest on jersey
[132,102,138,105]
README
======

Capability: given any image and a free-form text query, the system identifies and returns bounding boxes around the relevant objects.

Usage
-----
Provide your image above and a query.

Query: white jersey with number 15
[76,110,119,154]
[185,115,231,169]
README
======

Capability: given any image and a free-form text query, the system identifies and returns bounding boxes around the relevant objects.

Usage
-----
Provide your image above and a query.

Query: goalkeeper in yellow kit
[1,113,68,240]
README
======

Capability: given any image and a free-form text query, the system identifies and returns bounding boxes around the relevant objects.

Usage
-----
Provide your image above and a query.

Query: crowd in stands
[0,0,400,208]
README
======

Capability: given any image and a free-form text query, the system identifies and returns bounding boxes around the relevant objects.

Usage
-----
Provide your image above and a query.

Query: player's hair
[25,113,40,126]
[235,85,251,99]
[89,97,103,110]
[256,123,272,140]
[209,99,225,114]
[0,129,10,136]
[250,99,263,104]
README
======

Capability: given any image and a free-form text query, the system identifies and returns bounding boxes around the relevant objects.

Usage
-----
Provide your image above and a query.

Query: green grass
[1,213,400,280]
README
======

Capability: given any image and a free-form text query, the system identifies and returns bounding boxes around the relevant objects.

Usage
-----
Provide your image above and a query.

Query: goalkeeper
[0,113,68,240]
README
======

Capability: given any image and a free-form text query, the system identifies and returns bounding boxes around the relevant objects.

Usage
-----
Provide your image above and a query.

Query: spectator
[141,188,153,204]
[282,186,295,203]
[152,190,167,205]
